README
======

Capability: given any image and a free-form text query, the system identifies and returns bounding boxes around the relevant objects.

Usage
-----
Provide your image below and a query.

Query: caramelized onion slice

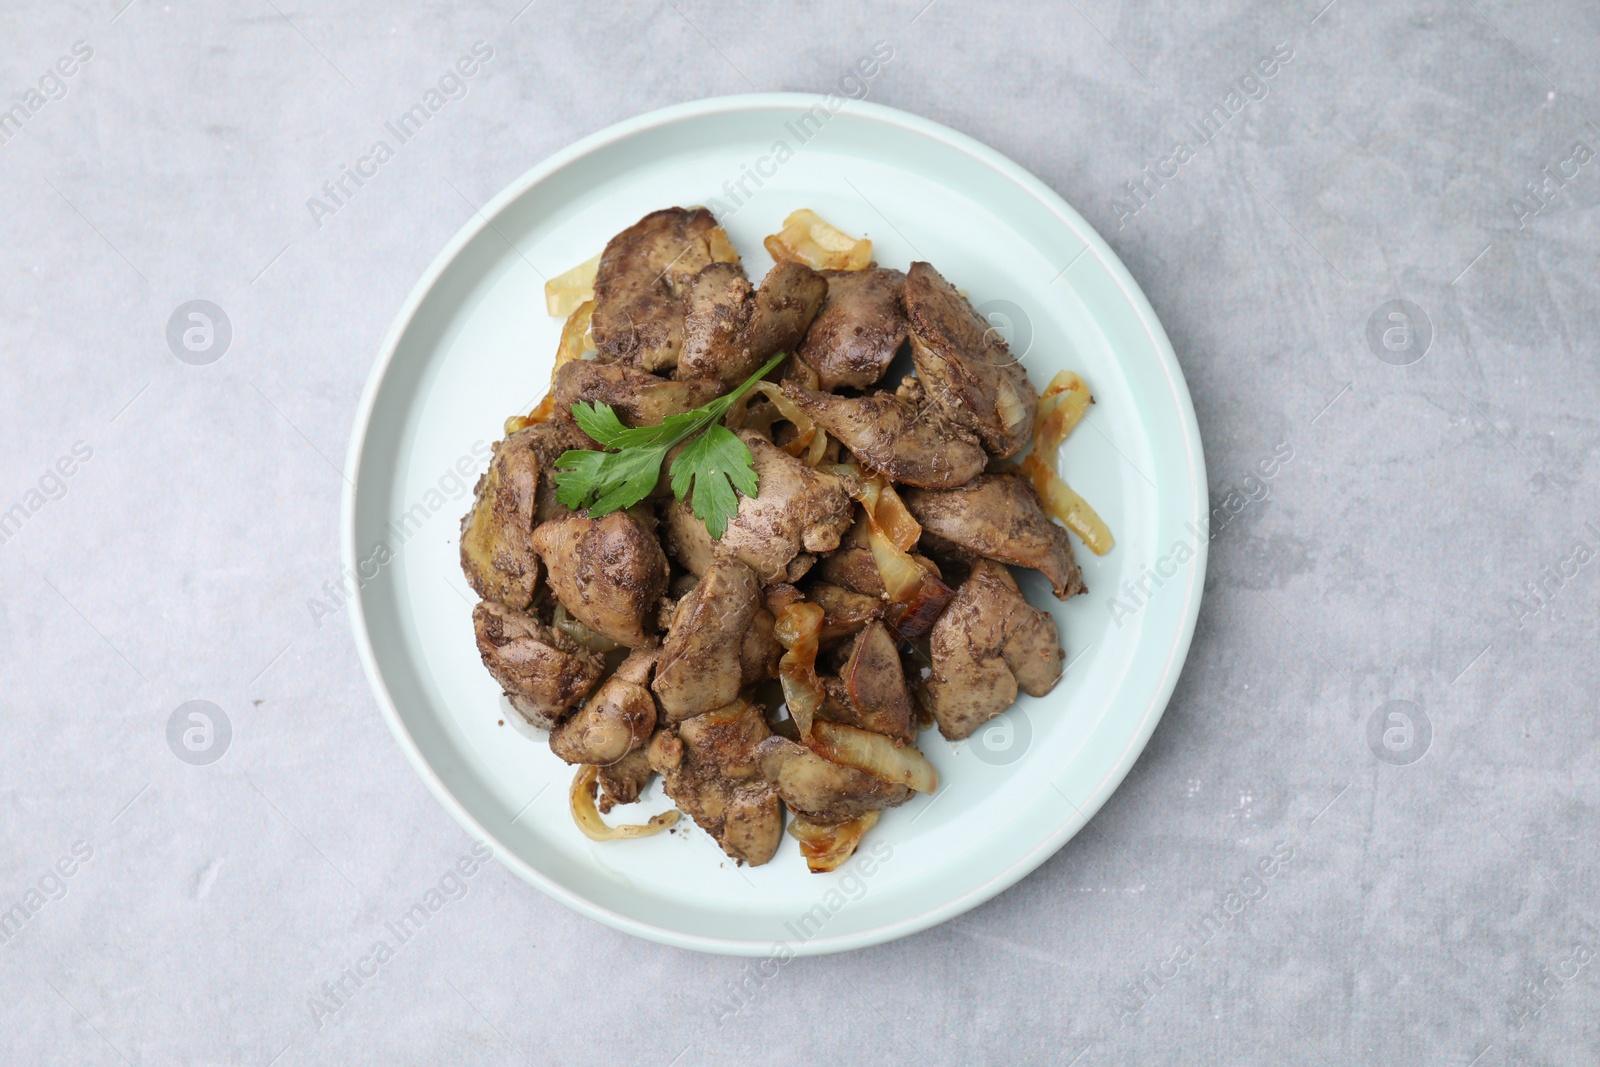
[557,298,596,368]
[866,531,932,605]
[788,810,880,873]
[1020,452,1114,556]
[1035,370,1092,456]
[832,467,954,639]
[845,467,948,624]
[522,395,557,427]
[763,209,872,272]
[569,765,678,841]
[807,719,938,793]
[867,480,921,553]
[775,601,826,739]
[544,252,601,317]
[1022,370,1113,555]
[707,224,741,265]
[750,381,818,459]
[803,423,830,467]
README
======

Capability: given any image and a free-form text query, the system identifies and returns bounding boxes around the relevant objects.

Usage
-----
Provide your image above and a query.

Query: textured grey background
[1,0,1596,1064]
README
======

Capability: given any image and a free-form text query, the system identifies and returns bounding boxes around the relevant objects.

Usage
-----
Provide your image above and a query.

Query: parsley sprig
[553,352,787,539]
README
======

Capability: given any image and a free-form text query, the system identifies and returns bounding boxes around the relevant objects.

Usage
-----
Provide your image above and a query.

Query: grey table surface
[2,0,1597,1064]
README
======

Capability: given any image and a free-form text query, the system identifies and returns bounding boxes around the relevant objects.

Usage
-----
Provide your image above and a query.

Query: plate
[343,94,1207,956]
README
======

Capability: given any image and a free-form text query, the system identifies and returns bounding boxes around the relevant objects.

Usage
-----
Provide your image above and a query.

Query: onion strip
[556,298,596,369]
[763,209,872,272]
[1022,370,1113,556]
[544,252,600,317]
[803,423,829,467]
[1035,370,1091,454]
[522,394,556,427]
[865,527,929,605]
[806,720,938,793]
[749,381,830,464]
[788,811,879,873]
[858,477,921,553]
[707,225,741,265]
[569,765,678,841]
[837,466,953,637]
[1021,452,1114,555]
[774,601,826,739]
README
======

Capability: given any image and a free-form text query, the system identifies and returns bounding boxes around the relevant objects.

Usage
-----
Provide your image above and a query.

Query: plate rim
[342,92,1208,956]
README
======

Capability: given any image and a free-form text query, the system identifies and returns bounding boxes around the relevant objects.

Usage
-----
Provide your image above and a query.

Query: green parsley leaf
[571,399,698,452]
[550,351,788,537]
[568,399,632,448]
[552,448,614,511]
[587,445,667,515]
[669,421,759,539]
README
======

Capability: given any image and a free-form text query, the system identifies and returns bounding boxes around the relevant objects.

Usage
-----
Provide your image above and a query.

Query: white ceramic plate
[344,94,1207,956]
